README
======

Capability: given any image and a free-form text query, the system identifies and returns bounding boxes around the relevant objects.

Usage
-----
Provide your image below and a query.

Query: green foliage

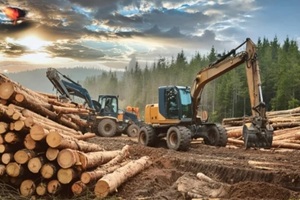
[82,37,300,121]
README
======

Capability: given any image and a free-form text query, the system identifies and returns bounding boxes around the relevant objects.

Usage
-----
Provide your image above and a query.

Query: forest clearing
[1,66,300,200]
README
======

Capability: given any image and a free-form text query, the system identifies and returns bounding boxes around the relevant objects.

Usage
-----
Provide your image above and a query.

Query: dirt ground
[87,136,300,200]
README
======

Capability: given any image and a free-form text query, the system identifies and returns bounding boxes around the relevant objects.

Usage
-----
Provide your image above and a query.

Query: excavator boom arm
[190,38,273,148]
[191,38,262,121]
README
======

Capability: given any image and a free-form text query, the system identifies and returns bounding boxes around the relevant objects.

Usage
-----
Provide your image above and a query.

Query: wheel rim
[139,131,146,145]
[104,124,112,132]
[169,131,178,147]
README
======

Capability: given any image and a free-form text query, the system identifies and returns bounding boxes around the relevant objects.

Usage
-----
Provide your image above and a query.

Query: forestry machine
[46,68,140,137]
[138,38,273,151]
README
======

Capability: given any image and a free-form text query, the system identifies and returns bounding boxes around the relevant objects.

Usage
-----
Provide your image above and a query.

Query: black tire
[97,119,117,137]
[138,126,157,147]
[216,125,228,147]
[166,126,191,151]
[126,124,140,137]
[203,125,220,146]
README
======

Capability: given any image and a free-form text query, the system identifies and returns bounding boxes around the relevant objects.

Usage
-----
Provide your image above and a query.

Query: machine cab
[98,95,119,117]
[159,86,192,120]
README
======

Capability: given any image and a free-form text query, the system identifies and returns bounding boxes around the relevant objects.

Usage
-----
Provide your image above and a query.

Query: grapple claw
[243,124,273,149]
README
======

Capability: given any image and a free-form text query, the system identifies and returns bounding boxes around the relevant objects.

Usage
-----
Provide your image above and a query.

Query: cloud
[0,0,261,70]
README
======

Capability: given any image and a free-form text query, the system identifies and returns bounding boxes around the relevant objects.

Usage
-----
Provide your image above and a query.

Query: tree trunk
[94,156,152,198]
[77,150,121,170]
[81,145,130,184]
[46,131,104,152]
[81,161,129,184]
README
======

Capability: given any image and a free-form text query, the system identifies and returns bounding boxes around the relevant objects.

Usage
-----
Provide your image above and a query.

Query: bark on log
[227,138,244,146]
[77,150,121,170]
[94,156,152,198]
[81,145,130,184]
[272,141,300,150]
[22,109,83,135]
[46,131,104,152]
[273,131,300,141]
[13,91,81,131]
[81,161,129,185]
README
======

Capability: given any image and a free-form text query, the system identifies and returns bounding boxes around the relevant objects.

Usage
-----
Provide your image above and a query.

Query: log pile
[0,74,152,198]
[223,107,300,150]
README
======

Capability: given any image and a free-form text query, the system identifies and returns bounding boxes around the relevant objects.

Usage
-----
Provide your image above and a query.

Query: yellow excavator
[138,38,273,151]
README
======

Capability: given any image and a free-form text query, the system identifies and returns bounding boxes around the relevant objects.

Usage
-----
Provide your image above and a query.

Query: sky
[0,0,299,73]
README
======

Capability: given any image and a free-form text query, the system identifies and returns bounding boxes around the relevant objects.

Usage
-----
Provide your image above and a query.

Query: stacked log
[223,106,300,150]
[0,74,152,198]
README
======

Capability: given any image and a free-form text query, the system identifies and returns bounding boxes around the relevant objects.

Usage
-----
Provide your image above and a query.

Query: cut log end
[6,162,23,177]
[20,179,36,197]
[46,148,59,161]
[94,180,110,198]
[0,82,14,100]
[57,149,79,169]
[80,172,92,184]
[41,163,56,179]
[71,181,87,196]
[47,179,61,194]
[57,168,76,184]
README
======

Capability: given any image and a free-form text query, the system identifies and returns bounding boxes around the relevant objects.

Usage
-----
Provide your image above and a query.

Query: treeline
[82,37,300,122]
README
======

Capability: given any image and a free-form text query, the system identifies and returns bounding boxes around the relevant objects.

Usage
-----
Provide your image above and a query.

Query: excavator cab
[158,86,193,121]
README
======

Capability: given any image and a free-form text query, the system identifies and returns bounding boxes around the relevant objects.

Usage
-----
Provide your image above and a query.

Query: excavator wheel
[97,119,117,137]
[126,124,140,137]
[138,126,157,147]
[166,126,191,151]
[216,125,228,147]
[243,123,273,149]
[203,125,220,146]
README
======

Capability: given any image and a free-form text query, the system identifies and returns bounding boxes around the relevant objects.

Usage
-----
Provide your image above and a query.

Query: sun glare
[6,36,50,50]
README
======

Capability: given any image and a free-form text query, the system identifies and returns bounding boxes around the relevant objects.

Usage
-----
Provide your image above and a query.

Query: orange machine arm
[190,38,263,123]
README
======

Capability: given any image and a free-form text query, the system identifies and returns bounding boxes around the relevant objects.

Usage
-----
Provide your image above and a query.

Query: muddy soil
[87,136,300,200]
